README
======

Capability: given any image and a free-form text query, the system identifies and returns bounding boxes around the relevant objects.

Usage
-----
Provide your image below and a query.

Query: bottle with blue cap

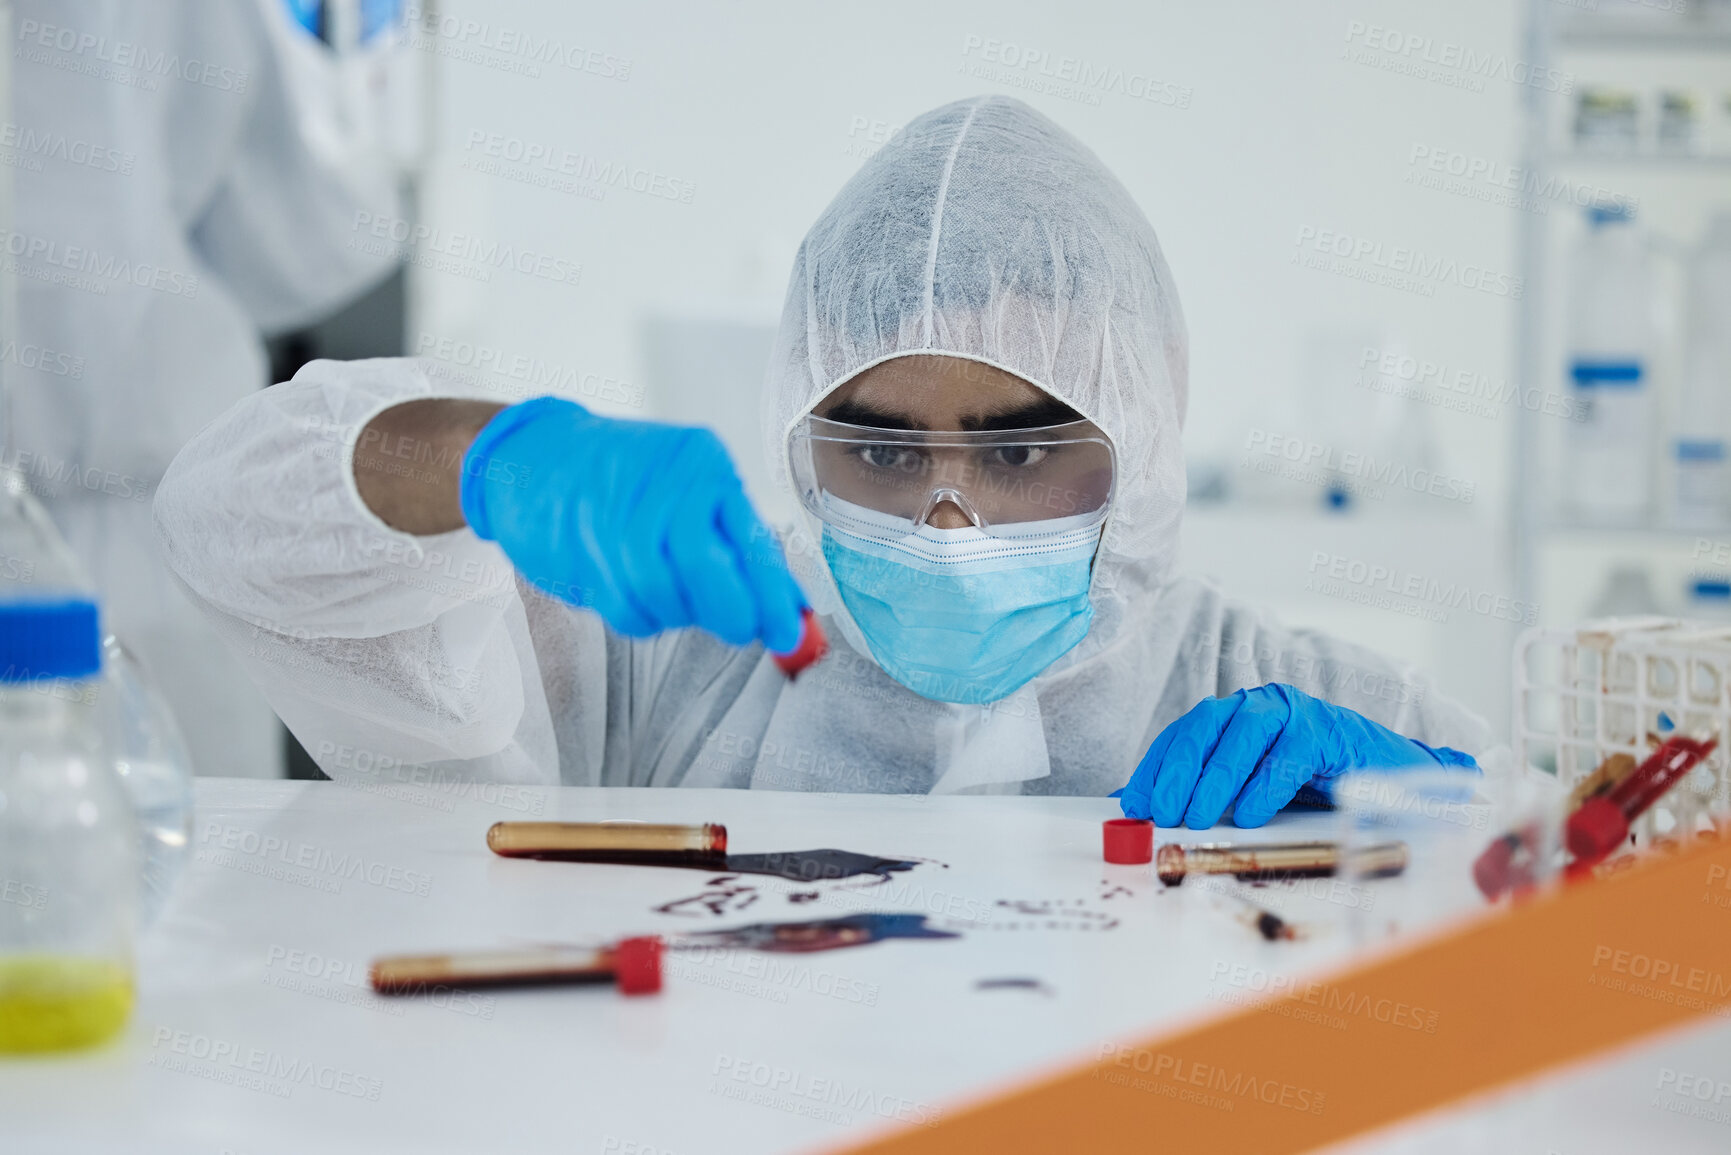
[1566,201,1655,524]
[0,594,140,1051]
[0,477,193,926]
[1673,212,1731,527]
[1686,577,1731,622]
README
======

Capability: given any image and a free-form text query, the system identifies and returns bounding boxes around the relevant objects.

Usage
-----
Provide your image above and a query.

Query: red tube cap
[613,936,664,996]
[773,608,828,678]
[1103,818,1154,865]
[1566,797,1629,867]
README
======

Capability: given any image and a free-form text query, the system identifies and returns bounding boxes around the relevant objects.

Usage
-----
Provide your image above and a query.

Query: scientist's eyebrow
[960,398,1083,432]
[820,400,928,431]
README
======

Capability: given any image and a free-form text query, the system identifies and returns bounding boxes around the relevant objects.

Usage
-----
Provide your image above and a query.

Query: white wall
[405,0,1545,731]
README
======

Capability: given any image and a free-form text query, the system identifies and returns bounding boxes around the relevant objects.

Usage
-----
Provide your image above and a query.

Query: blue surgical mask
[820,514,1100,705]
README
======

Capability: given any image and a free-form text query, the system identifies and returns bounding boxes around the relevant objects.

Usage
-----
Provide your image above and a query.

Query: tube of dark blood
[1472,824,1543,901]
[1155,840,1408,886]
[1474,749,1643,901]
[487,821,727,867]
[370,937,663,996]
[1566,734,1717,868]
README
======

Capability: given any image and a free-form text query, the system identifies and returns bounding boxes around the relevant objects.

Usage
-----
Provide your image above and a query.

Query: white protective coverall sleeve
[153,358,561,786]
[155,96,1491,795]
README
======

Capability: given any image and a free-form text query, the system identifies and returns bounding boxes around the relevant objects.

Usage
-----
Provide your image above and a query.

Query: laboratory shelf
[1510,0,1731,621]
[1553,19,1731,52]
[1544,152,1731,170]
[1532,519,1731,541]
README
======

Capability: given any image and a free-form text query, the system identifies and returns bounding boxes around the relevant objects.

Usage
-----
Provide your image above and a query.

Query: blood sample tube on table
[1155,840,1409,886]
[486,821,728,868]
[1472,824,1544,901]
[370,937,664,997]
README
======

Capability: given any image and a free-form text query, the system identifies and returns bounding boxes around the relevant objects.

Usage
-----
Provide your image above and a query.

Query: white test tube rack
[1513,616,1731,848]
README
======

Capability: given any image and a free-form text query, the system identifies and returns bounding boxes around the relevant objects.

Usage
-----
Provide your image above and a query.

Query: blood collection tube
[1155,840,1408,886]
[1476,748,1645,901]
[1566,735,1717,867]
[1471,824,1542,902]
[370,937,664,997]
[772,607,828,678]
[1567,752,1638,809]
[486,821,727,867]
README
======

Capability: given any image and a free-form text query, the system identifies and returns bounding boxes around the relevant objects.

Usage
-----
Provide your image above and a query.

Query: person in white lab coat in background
[5,0,405,776]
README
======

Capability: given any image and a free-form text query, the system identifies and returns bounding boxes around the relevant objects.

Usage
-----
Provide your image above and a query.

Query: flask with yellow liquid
[0,597,139,1052]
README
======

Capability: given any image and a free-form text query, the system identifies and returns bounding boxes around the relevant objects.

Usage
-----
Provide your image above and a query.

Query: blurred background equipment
[0,0,416,782]
[1514,616,1729,840]
[1674,211,1731,527]
[1514,0,1731,695]
[1563,202,1655,525]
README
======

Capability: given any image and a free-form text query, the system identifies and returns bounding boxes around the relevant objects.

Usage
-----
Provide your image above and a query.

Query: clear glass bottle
[100,636,194,926]
[0,598,140,1053]
[2,474,192,925]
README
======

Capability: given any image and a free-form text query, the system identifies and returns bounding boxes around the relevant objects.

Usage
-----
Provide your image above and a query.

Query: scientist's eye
[986,445,1049,469]
[856,445,925,473]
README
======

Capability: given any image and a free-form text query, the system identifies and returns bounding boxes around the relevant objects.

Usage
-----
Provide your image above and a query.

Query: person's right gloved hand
[459,396,806,653]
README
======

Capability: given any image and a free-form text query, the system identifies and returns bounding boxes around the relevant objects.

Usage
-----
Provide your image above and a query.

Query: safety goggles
[788,415,1116,538]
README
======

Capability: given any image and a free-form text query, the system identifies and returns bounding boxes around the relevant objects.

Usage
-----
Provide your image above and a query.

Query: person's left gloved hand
[1116,683,1478,829]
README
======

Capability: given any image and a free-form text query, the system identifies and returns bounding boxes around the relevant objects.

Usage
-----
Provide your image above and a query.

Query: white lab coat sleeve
[188,0,406,334]
[152,357,559,785]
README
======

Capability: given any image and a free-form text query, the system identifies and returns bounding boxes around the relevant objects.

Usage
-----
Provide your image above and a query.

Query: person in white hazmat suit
[5,0,404,778]
[153,96,1488,822]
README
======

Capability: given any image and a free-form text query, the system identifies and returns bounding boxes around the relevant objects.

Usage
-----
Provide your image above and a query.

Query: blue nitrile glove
[1116,683,1478,829]
[282,0,322,37]
[459,396,806,653]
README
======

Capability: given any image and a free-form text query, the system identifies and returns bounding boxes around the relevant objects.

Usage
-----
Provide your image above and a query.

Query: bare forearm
[353,398,506,534]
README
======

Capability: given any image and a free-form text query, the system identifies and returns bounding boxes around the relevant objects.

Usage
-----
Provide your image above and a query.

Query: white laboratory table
[2,779,1728,1155]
